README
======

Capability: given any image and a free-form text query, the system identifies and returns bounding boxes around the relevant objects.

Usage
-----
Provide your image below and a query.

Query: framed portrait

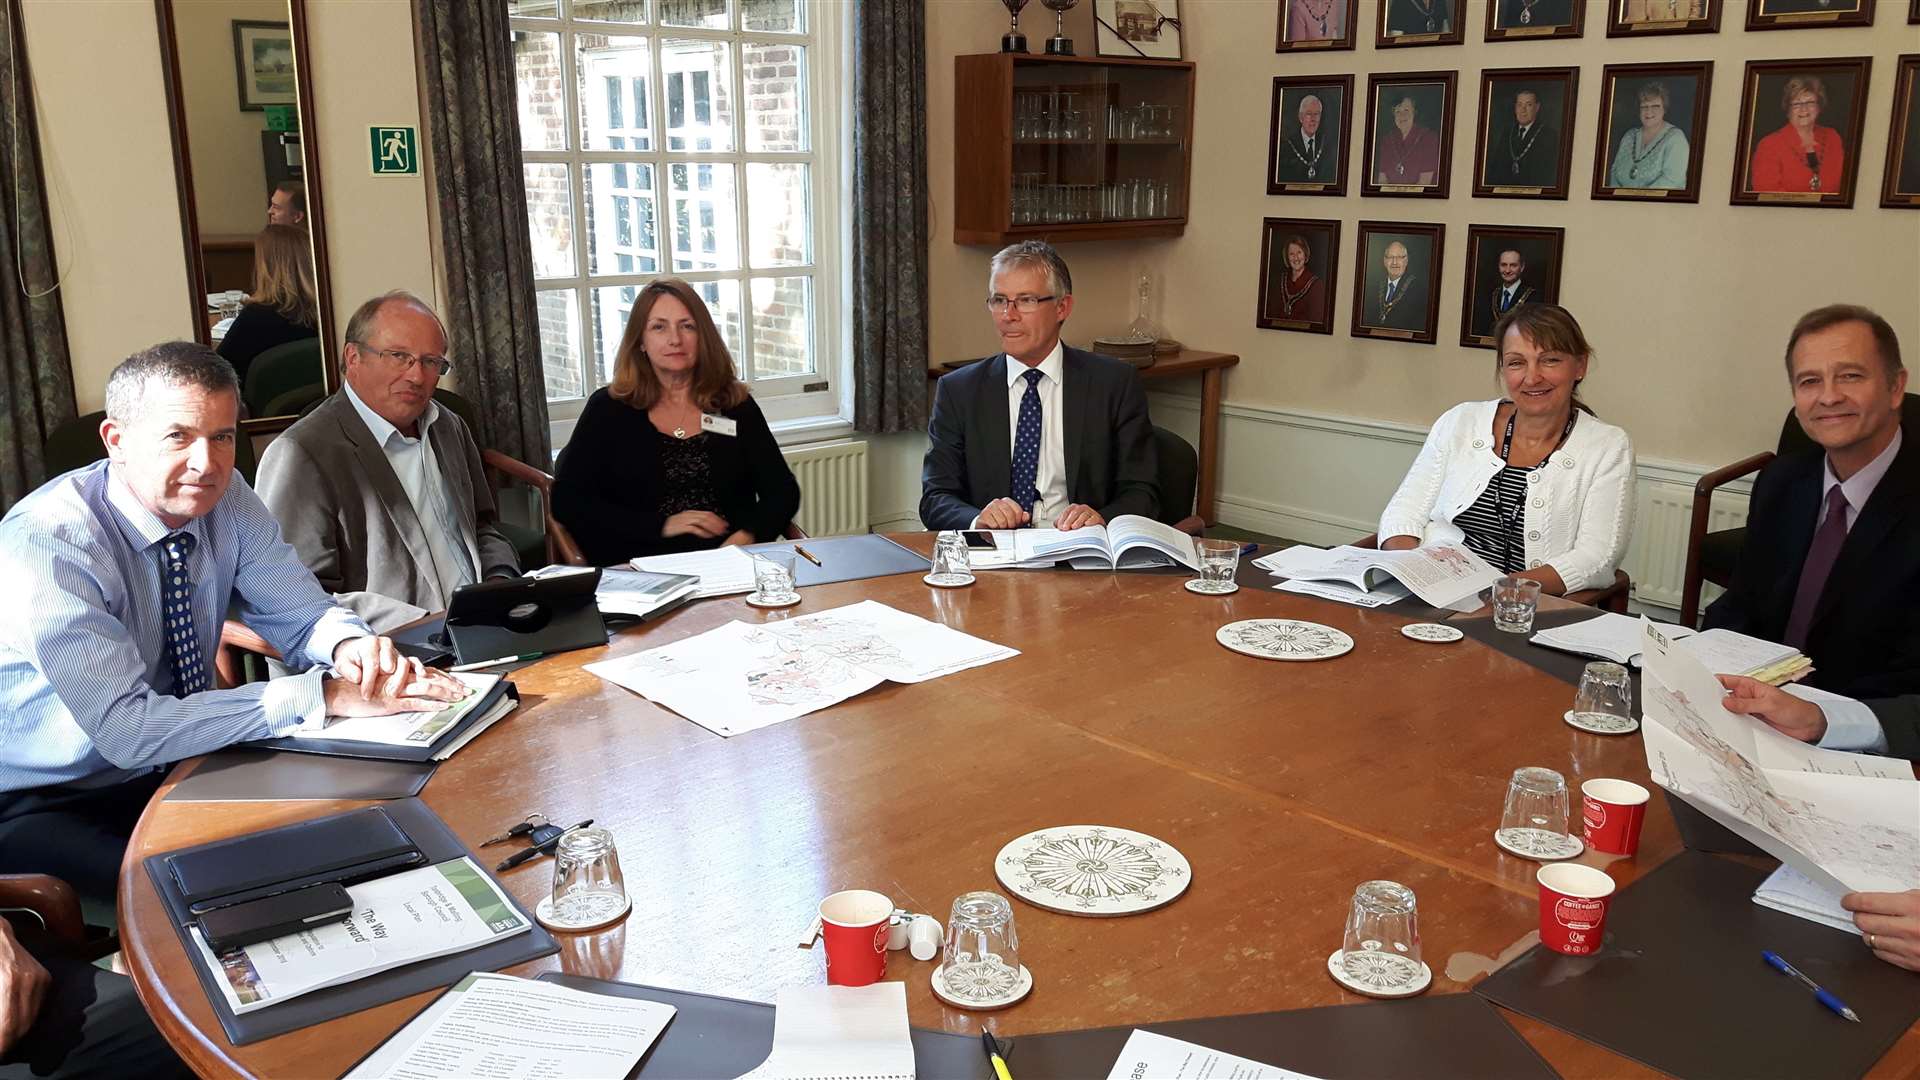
[1606,0,1722,36]
[1351,220,1445,345]
[1277,0,1357,50]
[1730,57,1872,208]
[1361,71,1458,199]
[1258,218,1343,334]
[231,20,295,112]
[1459,226,1565,349]
[1485,0,1586,41]
[1881,55,1920,208]
[1592,61,1712,203]
[1746,0,1875,30]
[1375,0,1465,48]
[1913,0,1920,20]
[1472,67,1578,199]
[1268,76,1354,196]
[1094,0,1184,59]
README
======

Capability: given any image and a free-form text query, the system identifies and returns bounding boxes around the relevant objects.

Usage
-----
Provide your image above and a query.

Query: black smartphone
[196,883,355,953]
[961,530,997,550]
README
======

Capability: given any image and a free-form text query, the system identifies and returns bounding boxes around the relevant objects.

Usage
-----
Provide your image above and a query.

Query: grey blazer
[256,391,520,632]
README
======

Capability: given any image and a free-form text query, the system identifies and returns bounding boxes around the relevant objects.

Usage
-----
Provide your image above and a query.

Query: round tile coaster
[931,961,1033,1010]
[745,593,802,609]
[536,892,632,933]
[1216,619,1354,662]
[1401,622,1464,643]
[1326,949,1432,999]
[923,572,976,589]
[1184,579,1239,596]
[994,825,1191,917]
[1493,827,1585,861]
[1564,710,1640,736]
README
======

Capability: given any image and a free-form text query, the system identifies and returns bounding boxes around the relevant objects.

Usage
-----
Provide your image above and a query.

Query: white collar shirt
[342,381,479,595]
[1005,340,1069,528]
[1821,427,1902,531]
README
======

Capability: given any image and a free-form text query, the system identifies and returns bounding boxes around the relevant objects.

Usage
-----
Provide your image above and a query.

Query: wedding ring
[1867,932,1877,949]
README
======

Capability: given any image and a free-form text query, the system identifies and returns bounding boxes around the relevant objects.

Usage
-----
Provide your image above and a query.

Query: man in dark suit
[1479,248,1538,337]
[1705,304,1919,699]
[1365,241,1428,331]
[920,241,1158,532]
[1273,92,1338,185]
[1487,90,1560,187]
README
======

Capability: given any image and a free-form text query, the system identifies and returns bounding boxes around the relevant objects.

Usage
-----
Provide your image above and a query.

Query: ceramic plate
[1327,950,1431,999]
[994,825,1191,917]
[1401,622,1464,643]
[931,961,1032,1010]
[1564,710,1640,735]
[1184,579,1239,595]
[1216,619,1354,661]
[1494,827,1585,861]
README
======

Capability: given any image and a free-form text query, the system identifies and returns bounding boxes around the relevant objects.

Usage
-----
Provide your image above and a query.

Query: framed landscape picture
[1258,218,1343,334]
[231,20,295,111]
[1606,0,1721,36]
[1362,71,1458,199]
[1351,220,1445,345]
[1472,67,1579,199]
[1277,0,1357,51]
[1729,56,1872,208]
[1592,61,1712,203]
[1268,75,1354,195]
[1459,225,1565,349]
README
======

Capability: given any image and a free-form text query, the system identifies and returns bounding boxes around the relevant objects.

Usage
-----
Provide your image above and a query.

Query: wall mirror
[156,0,337,432]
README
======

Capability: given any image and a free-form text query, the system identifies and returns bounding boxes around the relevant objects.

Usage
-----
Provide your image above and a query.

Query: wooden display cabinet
[954,53,1196,245]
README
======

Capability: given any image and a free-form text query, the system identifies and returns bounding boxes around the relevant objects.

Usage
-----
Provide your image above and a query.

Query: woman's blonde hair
[248,224,318,328]
[607,278,748,413]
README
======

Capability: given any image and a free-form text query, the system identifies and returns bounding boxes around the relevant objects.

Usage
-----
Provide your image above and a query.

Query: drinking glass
[943,891,1021,987]
[1497,766,1574,855]
[546,825,628,930]
[928,531,976,587]
[1492,576,1542,634]
[1572,662,1633,728]
[1190,538,1240,594]
[1337,880,1423,987]
[751,550,800,605]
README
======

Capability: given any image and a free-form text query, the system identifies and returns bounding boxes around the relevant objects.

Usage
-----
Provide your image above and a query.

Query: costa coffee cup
[1536,864,1615,956]
[819,890,892,986]
[1581,779,1651,856]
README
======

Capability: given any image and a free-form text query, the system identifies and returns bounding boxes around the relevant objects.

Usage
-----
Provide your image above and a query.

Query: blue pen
[1762,950,1860,1022]
[1238,542,1260,556]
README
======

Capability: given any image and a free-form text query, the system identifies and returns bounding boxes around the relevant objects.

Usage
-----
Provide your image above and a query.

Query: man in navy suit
[920,241,1158,531]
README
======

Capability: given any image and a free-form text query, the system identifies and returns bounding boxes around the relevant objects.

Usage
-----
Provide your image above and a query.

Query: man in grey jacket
[256,291,519,630]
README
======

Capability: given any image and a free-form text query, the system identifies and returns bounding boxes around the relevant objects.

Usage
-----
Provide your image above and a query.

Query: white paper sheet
[1273,577,1411,608]
[1104,1030,1323,1080]
[294,674,499,746]
[1753,864,1862,937]
[1530,611,1694,666]
[1674,628,1800,676]
[736,982,914,1080]
[630,546,758,597]
[345,972,675,1079]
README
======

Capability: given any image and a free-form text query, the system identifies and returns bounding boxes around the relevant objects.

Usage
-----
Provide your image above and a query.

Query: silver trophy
[1000,0,1030,53]
[1041,0,1078,56]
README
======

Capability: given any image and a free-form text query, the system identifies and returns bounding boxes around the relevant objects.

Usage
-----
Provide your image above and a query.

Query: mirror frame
[155,0,338,433]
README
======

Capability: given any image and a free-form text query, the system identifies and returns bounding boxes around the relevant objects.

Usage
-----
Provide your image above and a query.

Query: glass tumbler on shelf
[1491,575,1542,634]
[1337,880,1423,990]
[928,531,976,587]
[942,891,1022,996]
[1572,662,1633,729]
[544,826,629,931]
[1496,766,1573,854]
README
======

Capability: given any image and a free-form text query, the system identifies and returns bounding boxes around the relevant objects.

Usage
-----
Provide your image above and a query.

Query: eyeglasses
[986,295,1058,314]
[1789,99,1821,111]
[353,343,452,376]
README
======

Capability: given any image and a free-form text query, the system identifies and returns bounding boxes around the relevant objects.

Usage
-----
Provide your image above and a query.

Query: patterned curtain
[0,0,75,512]
[414,0,550,464]
[850,0,930,435]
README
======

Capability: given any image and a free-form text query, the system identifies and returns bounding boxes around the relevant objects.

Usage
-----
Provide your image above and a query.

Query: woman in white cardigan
[1378,304,1634,595]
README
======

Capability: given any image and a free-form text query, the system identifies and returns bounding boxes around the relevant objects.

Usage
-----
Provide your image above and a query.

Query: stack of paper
[529,564,699,619]
[1752,864,1861,937]
[631,546,758,598]
[1105,1030,1321,1080]
[1253,543,1495,610]
[1676,628,1813,685]
[293,673,511,760]
[1531,611,1695,665]
[738,982,914,1080]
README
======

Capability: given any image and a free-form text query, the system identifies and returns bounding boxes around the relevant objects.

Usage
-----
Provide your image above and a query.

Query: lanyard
[1494,405,1577,571]
[1498,406,1577,464]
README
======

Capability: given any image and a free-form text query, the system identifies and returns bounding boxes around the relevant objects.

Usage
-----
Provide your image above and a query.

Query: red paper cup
[1536,864,1615,956]
[819,889,892,986]
[1581,778,1651,856]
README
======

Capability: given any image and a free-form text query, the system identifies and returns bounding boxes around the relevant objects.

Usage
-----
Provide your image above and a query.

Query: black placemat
[1476,851,1919,1080]
[163,749,436,802]
[1452,607,1645,712]
[747,533,930,587]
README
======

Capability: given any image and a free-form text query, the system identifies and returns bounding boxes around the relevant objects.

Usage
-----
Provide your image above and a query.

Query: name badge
[699,413,738,437]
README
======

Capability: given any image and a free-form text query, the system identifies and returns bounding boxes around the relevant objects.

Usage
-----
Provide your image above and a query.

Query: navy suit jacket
[1866,696,1920,762]
[919,347,1159,531]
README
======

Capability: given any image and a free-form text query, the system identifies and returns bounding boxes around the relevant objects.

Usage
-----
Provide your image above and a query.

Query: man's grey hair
[343,290,449,353]
[104,341,238,425]
[1297,94,1323,116]
[988,240,1073,300]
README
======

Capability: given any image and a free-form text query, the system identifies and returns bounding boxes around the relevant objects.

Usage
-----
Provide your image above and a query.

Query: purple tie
[1783,485,1851,650]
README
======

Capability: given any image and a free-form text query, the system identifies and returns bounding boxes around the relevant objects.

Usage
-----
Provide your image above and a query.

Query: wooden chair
[480,449,588,567]
[1352,533,1631,613]
[0,874,86,946]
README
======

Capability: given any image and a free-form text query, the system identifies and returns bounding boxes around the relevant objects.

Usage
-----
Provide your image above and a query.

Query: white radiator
[782,440,869,538]
[1621,478,1752,612]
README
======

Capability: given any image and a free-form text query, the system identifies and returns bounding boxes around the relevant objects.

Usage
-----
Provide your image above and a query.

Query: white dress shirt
[1000,340,1069,527]
[342,382,479,598]
[1801,428,1904,753]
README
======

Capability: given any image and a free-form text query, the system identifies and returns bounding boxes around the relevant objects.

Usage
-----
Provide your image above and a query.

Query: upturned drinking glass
[1497,766,1573,854]
[929,531,976,587]
[548,826,628,929]
[1338,880,1423,987]
[1572,662,1633,727]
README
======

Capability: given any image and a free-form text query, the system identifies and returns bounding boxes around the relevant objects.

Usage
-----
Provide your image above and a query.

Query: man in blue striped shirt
[0,342,466,915]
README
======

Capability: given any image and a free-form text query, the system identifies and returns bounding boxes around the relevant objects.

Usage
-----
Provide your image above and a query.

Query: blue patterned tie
[159,533,209,697]
[1010,368,1044,517]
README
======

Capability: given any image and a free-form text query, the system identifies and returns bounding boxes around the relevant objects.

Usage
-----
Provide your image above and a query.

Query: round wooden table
[117,537,1920,1077]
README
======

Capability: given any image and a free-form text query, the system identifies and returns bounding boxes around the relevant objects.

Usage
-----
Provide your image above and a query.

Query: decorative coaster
[1494,827,1585,861]
[1184,579,1239,595]
[536,892,632,933]
[1401,622,1464,643]
[994,825,1191,917]
[1565,709,1640,735]
[1326,949,1432,999]
[1216,619,1354,661]
[745,593,801,609]
[923,572,976,589]
[931,960,1033,1010]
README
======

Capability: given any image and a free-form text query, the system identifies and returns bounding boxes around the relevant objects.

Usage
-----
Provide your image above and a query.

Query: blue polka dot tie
[159,533,208,698]
[1010,368,1044,517]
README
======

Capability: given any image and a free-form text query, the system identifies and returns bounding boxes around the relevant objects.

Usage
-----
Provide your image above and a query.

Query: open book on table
[1256,543,1499,610]
[1012,514,1200,570]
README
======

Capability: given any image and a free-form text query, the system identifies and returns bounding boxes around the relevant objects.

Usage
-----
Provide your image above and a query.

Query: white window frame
[511,0,852,449]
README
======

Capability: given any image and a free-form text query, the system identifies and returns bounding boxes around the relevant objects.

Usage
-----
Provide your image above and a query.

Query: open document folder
[1255,543,1499,610]
[1639,619,1920,896]
[1013,515,1200,569]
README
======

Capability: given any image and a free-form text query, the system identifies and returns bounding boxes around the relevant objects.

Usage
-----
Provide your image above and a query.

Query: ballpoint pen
[1238,542,1260,557]
[496,819,594,872]
[793,545,823,567]
[1762,950,1860,1022]
[450,651,544,672]
[981,1031,1014,1080]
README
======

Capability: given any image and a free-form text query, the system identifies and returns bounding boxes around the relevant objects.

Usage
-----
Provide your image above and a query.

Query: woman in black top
[554,278,801,565]
[216,224,318,386]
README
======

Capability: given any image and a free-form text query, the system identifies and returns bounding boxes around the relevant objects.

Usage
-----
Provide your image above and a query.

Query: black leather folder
[241,678,519,763]
[162,749,437,803]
